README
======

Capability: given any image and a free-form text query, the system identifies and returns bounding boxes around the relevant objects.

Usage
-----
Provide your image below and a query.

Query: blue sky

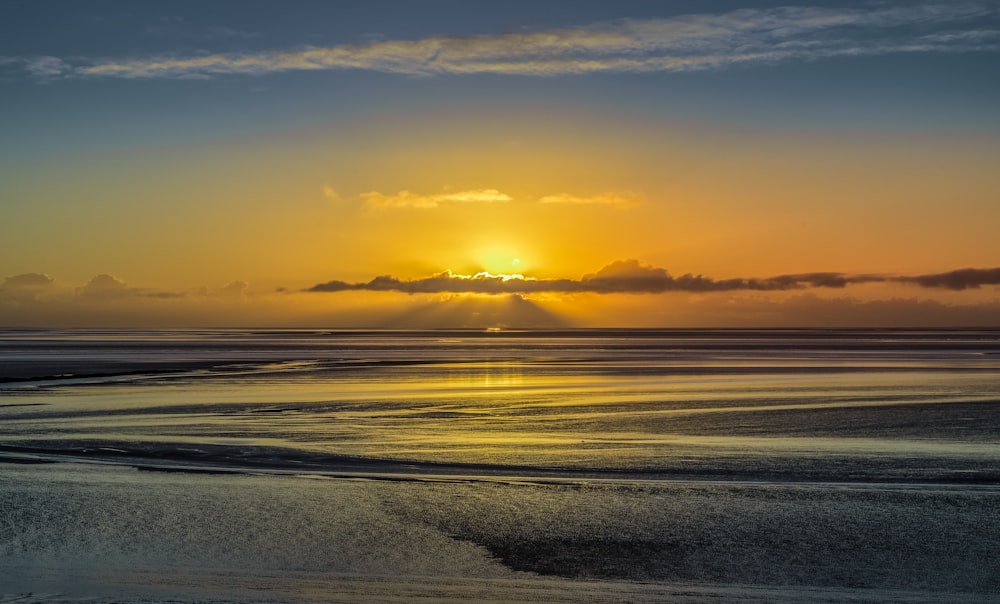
[4,0,998,155]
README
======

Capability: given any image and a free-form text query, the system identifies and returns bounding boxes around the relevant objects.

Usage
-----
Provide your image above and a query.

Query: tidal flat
[1,329,999,602]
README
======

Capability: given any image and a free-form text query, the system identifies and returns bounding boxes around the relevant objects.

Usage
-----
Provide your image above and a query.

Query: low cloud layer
[76,274,131,299]
[308,261,1000,295]
[0,273,55,303]
[1,273,251,304]
[3,268,998,328]
[898,267,1000,291]
[3,273,54,289]
[6,4,998,80]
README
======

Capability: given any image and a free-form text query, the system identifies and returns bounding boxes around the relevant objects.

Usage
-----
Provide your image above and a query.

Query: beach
[2,329,999,601]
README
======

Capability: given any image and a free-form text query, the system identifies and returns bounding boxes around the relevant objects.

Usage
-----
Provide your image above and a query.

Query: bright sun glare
[476,244,525,273]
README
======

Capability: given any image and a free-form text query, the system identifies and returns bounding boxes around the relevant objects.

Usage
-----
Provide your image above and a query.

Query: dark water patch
[0,361,224,384]
[2,441,999,485]
[0,455,54,465]
[615,400,1000,441]
[0,398,407,422]
[0,441,562,478]
[489,539,688,579]
[389,480,1000,592]
[134,464,247,476]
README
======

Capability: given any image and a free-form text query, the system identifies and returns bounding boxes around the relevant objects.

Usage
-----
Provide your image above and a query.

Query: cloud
[24,56,71,78]
[309,270,552,294]
[361,188,512,209]
[73,274,188,300]
[218,280,249,300]
[76,274,130,299]
[322,185,341,202]
[3,273,54,288]
[358,188,642,209]
[899,267,1000,291]
[538,192,641,207]
[307,260,1000,296]
[11,4,998,80]
[0,273,55,302]
[576,261,884,293]
[2,56,71,79]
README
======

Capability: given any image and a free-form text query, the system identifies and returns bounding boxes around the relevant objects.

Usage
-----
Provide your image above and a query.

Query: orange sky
[2,3,999,327]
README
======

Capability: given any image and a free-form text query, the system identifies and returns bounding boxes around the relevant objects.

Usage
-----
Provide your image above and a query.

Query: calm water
[2,328,999,481]
[1,329,999,600]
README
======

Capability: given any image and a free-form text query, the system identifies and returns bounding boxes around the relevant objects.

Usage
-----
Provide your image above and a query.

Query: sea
[1,328,998,602]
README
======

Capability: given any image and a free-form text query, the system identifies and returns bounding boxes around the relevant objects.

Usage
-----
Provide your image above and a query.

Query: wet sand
[2,462,999,602]
[2,329,999,601]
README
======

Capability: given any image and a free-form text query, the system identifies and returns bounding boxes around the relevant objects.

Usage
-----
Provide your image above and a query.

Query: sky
[1,0,999,328]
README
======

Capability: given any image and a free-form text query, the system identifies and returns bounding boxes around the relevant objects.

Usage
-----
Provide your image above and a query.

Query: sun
[475,244,526,273]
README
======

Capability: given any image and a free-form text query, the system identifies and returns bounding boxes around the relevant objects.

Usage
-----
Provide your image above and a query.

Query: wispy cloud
[25,56,72,78]
[361,188,512,209]
[1,56,72,79]
[307,260,1000,295]
[9,4,998,80]
[357,188,642,209]
[538,192,642,207]
[322,185,341,202]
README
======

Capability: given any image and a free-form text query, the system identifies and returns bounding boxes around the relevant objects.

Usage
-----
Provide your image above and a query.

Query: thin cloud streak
[361,188,512,209]
[538,192,642,207]
[359,188,639,209]
[307,261,1000,295]
[13,4,998,80]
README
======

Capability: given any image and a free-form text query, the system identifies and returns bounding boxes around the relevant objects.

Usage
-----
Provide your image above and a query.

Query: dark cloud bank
[307,261,1000,295]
